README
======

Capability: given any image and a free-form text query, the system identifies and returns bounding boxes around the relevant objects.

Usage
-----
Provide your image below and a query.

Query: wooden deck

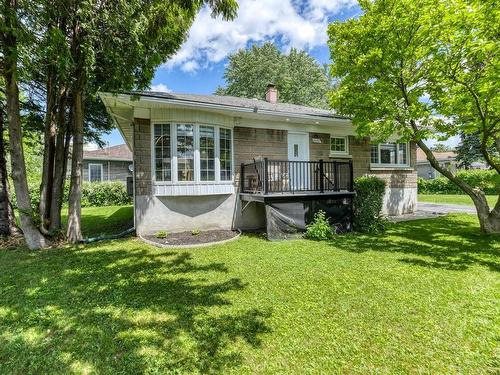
[240,190,355,203]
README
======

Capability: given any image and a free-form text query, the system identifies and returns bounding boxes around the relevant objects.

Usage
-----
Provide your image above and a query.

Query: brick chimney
[265,84,278,104]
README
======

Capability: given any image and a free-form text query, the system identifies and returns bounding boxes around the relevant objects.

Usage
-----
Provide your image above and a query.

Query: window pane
[370,144,379,164]
[177,124,194,181]
[199,126,215,181]
[219,128,232,181]
[380,143,397,164]
[398,143,407,165]
[331,137,346,152]
[89,164,102,182]
[154,124,171,181]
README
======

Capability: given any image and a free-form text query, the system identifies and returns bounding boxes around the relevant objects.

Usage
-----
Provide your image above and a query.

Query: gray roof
[129,91,349,119]
[83,144,132,161]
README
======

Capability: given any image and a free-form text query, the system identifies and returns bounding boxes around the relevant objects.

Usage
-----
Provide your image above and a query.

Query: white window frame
[370,142,410,168]
[151,121,234,186]
[88,163,103,182]
[330,136,349,156]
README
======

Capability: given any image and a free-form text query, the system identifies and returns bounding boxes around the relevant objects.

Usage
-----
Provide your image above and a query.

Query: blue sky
[103,0,361,145]
[102,0,458,148]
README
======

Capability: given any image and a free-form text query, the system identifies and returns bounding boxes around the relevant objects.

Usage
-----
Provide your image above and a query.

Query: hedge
[418,169,499,195]
[81,181,131,207]
[11,180,131,210]
[353,176,387,233]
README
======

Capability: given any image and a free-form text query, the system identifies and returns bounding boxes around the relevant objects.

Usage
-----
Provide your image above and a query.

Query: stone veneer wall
[233,126,288,188]
[234,127,288,166]
[308,132,417,215]
[133,118,152,196]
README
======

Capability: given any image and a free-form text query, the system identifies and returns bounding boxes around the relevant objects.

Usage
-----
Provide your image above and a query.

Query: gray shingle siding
[82,160,132,183]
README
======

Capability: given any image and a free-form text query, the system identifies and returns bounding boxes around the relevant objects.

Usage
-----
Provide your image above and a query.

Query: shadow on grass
[333,215,499,272]
[0,243,271,373]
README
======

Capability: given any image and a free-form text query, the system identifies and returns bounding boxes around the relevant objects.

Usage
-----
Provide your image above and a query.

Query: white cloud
[149,83,171,93]
[164,0,357,72]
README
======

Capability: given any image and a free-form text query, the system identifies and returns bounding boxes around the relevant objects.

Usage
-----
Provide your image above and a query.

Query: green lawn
[419,194,498,207]
[1,210,499,374]
[62,205,134,237]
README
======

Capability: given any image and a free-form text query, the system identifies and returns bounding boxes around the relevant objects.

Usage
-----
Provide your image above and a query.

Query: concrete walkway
[389,202,475,222]
[417,202,476,214]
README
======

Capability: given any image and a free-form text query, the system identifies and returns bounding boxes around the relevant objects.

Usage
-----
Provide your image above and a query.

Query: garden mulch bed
[143,229,240,247]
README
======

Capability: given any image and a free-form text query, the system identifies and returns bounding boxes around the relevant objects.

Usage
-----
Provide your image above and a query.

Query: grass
[61,205,134,238]
[1,209,499,374]
[419,194,498,207]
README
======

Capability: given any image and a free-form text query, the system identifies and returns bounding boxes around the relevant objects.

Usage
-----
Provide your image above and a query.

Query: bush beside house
[353,176,387,233]
[418,170,499,195]
[12,181,131,211]
[81,182,131,207]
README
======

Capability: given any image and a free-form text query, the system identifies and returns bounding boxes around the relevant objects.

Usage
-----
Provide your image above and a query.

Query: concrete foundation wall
[382,187,417,216]
[135,194,237,234]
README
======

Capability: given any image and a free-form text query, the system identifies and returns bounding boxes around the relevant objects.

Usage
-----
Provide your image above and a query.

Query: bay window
[219,128,232,181]
[176,124,195,182]
[154,124,171,182]
[153,123,233,184]
[200,126,215,181]
[370,142,409,167]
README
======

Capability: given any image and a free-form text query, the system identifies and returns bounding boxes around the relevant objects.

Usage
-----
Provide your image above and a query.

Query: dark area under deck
[240,159,356,239]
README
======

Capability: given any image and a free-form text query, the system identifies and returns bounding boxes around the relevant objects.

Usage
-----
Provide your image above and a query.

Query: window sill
[370,165,413,171]
[329,153,351,159]
[153,183,234,196]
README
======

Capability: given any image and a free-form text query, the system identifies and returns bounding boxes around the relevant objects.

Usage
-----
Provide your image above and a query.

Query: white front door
[287,132,309,161]
[287,132,310,190]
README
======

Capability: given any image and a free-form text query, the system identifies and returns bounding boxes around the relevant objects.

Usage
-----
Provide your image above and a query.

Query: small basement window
[89,163,103,182]
[330,136,348,155]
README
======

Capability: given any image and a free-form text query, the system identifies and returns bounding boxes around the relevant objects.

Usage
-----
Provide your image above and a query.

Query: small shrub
[305,210,334,240]
[154,231,168,239]
[353,176,388,233]
[191,228,201,236]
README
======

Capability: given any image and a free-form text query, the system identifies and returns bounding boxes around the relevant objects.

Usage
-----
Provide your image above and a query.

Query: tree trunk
[49,88,68,232]
[1,1,49,248]
[0,104,13,236]
[417,139,500,234]
[67,88,84,243]
[39,70,57,231]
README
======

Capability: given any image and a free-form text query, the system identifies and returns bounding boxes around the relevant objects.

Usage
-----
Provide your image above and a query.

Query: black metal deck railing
[240,158,354,195]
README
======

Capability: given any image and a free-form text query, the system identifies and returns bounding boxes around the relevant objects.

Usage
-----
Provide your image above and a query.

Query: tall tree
[328,0,499,233]
[0,101,14,236]
[64,0,238,242]
[2,0,238,245]
[456,132,498,169]
[0,0,49,248]
[216,42,331,108]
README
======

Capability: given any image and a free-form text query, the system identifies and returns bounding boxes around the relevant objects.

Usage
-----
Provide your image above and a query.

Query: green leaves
[328,0,499,162]
[218,42,331,109]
